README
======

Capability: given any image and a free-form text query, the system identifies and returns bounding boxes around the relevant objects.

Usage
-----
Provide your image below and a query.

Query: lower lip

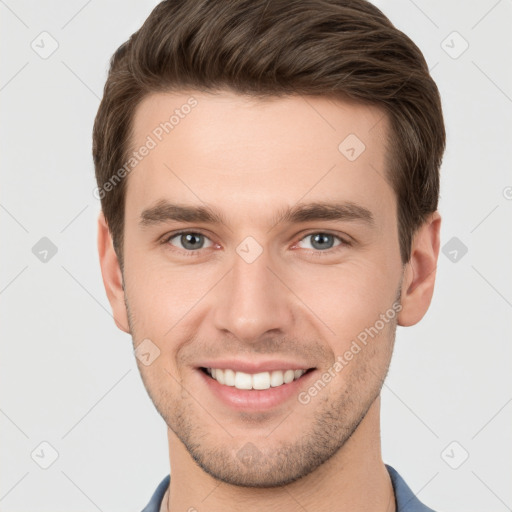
[197,368,317,411]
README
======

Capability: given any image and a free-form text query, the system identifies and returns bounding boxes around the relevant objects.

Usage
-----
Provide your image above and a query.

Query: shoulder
[386,464,438,512]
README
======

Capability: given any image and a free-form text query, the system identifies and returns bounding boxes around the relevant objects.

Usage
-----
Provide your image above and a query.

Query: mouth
[197,366,317,411]
[199,366,316,390]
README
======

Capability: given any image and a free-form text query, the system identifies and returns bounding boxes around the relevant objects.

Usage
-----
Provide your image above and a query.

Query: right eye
[164,231,215,252]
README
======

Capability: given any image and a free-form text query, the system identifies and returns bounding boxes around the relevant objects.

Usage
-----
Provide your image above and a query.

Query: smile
[202,367,313,390]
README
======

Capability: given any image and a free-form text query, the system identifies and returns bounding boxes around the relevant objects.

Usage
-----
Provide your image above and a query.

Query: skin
[98,90,441,512]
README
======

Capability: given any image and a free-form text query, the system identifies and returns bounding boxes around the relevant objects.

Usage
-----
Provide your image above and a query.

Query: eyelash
[161,230,352,257]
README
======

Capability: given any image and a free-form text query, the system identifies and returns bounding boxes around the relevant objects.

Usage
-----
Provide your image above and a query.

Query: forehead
[126,90,394,225]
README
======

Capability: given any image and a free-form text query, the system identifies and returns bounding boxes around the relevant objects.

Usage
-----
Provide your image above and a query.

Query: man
[93,0,445,510]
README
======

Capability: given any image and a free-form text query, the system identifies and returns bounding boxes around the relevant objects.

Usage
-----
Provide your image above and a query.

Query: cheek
[123,253,217,338]
[285,258,400,346]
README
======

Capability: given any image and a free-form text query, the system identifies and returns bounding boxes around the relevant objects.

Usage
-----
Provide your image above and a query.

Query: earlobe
[397,212,441,327]
[97,212,130,333]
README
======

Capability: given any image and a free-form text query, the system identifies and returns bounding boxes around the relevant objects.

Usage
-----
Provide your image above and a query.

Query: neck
[165,396,395,512]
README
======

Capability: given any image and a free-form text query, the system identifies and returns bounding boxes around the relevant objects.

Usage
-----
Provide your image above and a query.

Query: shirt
[141,464,437,512]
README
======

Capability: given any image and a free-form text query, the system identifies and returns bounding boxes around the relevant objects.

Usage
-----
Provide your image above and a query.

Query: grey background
[1,0,511,510]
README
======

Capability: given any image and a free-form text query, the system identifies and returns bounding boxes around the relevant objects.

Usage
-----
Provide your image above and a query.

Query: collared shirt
[141,464,437,511]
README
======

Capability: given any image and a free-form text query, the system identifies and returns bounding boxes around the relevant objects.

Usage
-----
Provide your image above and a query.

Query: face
[115,91,406,486]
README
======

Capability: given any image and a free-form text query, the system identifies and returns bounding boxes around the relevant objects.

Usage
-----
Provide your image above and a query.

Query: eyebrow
[271,201,375,228]
[139,199,375,229]
[140,200,226,226]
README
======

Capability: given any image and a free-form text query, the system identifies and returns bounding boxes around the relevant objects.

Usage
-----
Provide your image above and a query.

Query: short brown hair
[93,0,445,268]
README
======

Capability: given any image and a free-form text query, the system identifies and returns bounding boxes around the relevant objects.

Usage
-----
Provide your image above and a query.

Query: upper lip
[197,360,316,374]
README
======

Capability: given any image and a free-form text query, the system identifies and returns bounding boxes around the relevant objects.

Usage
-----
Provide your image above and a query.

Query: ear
[397,211,441,327]
[97,211,130,333]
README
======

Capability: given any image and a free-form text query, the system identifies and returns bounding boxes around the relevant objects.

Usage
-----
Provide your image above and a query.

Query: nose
[212,246,295,344]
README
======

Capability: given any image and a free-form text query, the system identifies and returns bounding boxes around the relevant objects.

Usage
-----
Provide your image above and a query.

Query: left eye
[297,233,344,251]
[167,232,214,251]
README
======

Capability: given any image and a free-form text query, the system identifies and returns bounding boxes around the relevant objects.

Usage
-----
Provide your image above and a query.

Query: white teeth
[252,372,271,390]
[270,370,284,387]
[234,371,253,390]
[215,368,225,385]
[283,369,295,384]
[224,369,235,386]
[206,368,307,390]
